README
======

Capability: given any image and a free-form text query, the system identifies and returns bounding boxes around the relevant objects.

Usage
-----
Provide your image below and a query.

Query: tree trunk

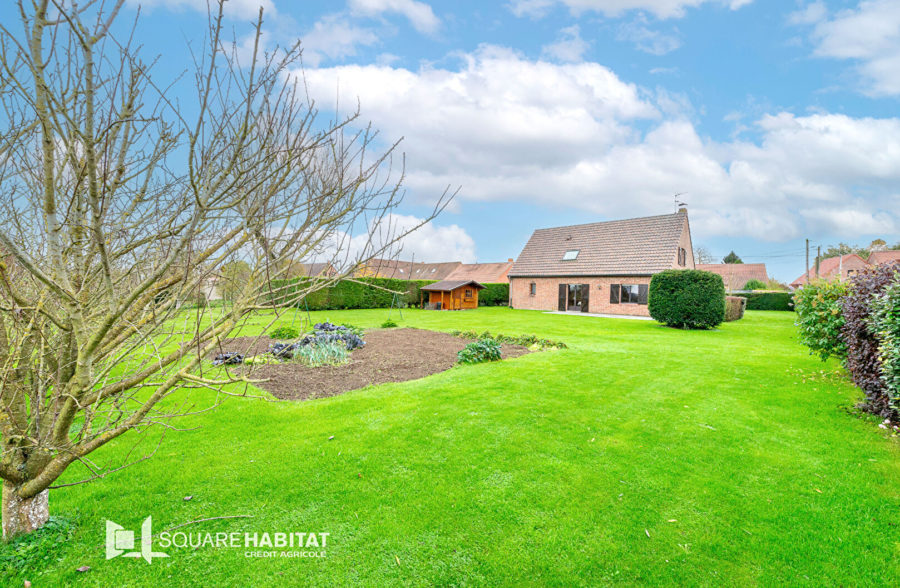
[2,482,49,540]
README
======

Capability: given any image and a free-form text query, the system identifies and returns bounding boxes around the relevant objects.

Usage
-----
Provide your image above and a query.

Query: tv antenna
[674,192,688,212]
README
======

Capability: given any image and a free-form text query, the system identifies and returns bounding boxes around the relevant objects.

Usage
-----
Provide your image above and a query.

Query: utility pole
[806,239,810,284]
[815,246,821,279]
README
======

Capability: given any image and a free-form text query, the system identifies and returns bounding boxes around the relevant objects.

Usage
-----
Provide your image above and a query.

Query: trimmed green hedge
[734,292,794,311]
[478,283,509,306]
[267,277,435,310]
[648,269,725,329]
[267,277,510,310]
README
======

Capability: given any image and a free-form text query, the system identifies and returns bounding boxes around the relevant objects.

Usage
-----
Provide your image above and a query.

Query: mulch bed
[216,328,531,401]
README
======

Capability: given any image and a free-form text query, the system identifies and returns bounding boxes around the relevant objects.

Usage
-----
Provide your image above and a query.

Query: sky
[8,0,900,282]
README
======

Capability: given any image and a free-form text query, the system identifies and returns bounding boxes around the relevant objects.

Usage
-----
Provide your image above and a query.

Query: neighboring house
[444,259,515,284]
[697,263,769,291]
[868,250,900,266]
[284,261,336,278]
[790,254,868,288]
[508,208,694,317]
[356,258,462,280]
[421,280,485,310]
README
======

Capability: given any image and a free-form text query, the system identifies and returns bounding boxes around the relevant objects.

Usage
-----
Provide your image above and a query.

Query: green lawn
[5,309,900,586]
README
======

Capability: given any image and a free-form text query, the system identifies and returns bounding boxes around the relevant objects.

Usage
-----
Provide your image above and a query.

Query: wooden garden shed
[420,280,485,310]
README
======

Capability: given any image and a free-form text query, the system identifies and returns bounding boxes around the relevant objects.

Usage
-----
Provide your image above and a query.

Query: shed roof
[420,279,486,292]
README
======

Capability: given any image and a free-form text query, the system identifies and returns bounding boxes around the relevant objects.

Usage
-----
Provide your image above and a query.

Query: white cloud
[800,207,897,235]
[509,0,753,20]
[788,1,826,26]
[376,214,477,262]
[541,25,590,62]
[297,46,899,242]
[128,0,276,19]
[799,0,900,96]
[348,0,440,34]
[616,17,682,55]
[300,14,379,66]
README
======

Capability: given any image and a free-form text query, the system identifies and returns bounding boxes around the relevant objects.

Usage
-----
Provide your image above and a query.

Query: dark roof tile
[509,212,689,277]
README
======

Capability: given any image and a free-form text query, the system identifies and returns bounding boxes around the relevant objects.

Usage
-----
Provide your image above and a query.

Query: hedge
[725,296,746,322]
[478,283,509,306]
[733,292,794,311]
[266,278,510,310]
[648,269,725,329]
[267,277,436,310]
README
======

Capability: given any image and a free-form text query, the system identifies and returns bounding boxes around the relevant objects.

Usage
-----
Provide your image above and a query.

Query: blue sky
[10,0,898,282]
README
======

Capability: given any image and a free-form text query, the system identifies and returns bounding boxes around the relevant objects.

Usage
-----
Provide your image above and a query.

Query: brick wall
[510,276,653,317]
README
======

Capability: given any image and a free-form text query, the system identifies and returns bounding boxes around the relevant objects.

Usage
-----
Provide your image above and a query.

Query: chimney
[507,258,513,262]
[678,206,688,215]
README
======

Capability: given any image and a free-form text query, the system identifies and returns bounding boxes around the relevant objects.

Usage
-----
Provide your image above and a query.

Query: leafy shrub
[269,325,299,340]
[381,319,398,328]
[339,323,364,336]
[869,280,900,412]
[842,265,899,419]
[793,280,849,362]
[734,292,794,311]
[451,330,567,350]
[294,340,349,367]
[742,279,767,290]
[307,322,365,350]
[765,278,789,291]
[478,283,510,306]
[725,296,746,321]
[0,516,75,576]
[648,270,725,329]
[244,355,281,366]
[457,339,502,364]
[269,322,365,359]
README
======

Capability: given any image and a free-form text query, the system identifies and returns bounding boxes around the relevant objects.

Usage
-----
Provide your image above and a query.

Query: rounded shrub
[269,325,299,340]
[457,339,502,364]
[648,269,725,329]
[793,279,849,362]
[742,279,766,290]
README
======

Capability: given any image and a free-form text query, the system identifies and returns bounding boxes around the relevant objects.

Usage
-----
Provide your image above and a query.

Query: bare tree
[0,0,449,538]
[693,245,715,265]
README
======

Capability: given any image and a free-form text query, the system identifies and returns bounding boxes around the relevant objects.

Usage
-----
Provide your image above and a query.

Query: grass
[4,308,899,586]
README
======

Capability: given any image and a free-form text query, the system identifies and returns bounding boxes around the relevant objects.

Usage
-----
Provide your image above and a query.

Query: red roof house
[790,254,868,288]
[696,263,769,291]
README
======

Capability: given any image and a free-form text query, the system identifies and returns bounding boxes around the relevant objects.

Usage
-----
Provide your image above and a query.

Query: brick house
[790,254,868,288]
[444,259,515,284]
[508,209,694,317]
[355,258,462,280]
[868,250,900,266]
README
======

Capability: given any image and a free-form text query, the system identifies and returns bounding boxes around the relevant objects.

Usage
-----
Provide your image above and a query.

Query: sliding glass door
[567,284,590,312]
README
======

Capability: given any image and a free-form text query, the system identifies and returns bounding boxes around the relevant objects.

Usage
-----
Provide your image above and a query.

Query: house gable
[509,210,692,278]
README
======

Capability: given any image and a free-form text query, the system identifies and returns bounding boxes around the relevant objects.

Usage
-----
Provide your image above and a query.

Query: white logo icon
[106,516,169,563]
